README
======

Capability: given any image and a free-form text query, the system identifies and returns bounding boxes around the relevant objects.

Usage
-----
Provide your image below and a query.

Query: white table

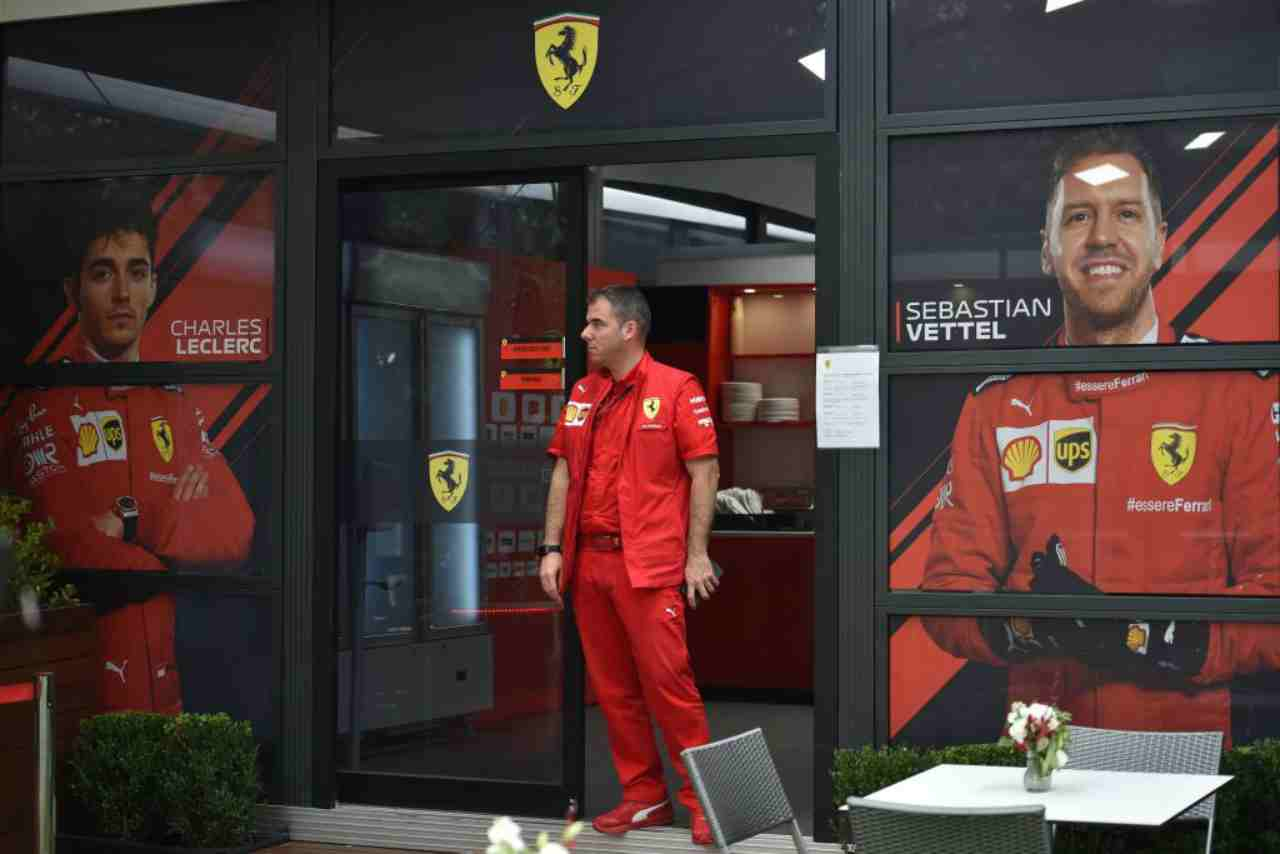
[865,764,1232,827]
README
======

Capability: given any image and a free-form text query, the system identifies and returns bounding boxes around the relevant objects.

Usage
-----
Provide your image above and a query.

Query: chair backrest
[681,728,798,849]
[845,798,1052,854]
[1067,726,1222,821]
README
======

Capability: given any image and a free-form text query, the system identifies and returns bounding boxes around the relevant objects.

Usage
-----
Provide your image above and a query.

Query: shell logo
[1001,436,1042,481]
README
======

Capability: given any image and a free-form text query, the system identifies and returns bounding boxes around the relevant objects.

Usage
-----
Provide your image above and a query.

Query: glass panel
[1,382,273,576]
[338,182,570,783]
[889,117,1280,350]
[889,615,1280,748]
[173,593,277,790]
[3,2,278,162]
[889,0,1280,114]
[331,2,828,143]
[0,174,276,365]
[889,371,1280,594]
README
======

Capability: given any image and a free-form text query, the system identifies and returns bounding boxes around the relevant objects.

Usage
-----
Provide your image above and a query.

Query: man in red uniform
[539,286,720,845]
[922,127,1280,738]
[3,184,255,713]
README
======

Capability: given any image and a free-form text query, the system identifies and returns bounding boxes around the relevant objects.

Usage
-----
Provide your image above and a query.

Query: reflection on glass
[890,0,1280,113]
[889,615,1280,749]
[338,182,568,785]
[331,1,827,142]
[3,2,278,161]
[889,117,1280,350]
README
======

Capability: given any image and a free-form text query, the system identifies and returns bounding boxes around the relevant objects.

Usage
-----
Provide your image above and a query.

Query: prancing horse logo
[534,12,600,109]
[428,451,470,512]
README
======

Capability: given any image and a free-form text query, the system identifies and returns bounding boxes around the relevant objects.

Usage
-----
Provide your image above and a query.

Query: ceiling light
[1045,0,1088,12]
[772,293,785,299]
[603,187,747,231]
[766,223,816,243]
[743,288,757,294]
[798,50,825,81]
[1185,131,1225,150]
[1073,163,1130,187]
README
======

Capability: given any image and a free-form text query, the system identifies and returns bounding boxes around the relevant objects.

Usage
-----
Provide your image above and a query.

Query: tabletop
[865,763,1232,827]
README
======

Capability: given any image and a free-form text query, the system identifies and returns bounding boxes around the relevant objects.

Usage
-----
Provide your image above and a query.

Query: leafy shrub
[831,738,1280,854]
[66,712,170,841]
[0,493,77,612]
[67,711,261,847]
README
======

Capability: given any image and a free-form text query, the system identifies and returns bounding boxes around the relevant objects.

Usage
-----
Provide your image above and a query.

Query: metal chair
[681,728,809,853]
[1067,726,1222,854]
[845,798,1052,854]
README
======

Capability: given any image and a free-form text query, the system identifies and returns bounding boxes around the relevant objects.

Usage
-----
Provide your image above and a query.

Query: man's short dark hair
[63,180,158,280]
[590,285,651,339]
[1046,126,1164,225]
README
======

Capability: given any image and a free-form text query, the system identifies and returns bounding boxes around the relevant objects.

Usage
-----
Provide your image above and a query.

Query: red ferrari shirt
[579,361,641,534]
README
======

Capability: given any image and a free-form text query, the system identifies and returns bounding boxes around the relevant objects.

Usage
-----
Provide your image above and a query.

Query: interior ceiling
[602,157,816,220]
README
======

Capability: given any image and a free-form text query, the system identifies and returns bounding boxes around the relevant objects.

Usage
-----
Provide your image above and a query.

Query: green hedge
[67,711,261,848]
[832,739,1280,854]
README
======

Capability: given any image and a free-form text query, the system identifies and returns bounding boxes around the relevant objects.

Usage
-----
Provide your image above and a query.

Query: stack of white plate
[720,381,763,422]
[757,397,800,422]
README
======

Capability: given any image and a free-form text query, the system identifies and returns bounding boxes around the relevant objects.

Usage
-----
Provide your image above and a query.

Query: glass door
[336,175,584,815]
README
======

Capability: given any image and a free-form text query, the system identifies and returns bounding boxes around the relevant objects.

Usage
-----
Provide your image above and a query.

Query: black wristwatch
[535,544,562,558]
[114,495,139,543]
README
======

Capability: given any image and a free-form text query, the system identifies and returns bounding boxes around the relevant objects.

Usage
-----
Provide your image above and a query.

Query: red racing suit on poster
[923,325,1280,738]
[2,369,254,714]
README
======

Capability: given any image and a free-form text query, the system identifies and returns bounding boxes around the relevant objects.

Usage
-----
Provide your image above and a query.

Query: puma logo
[1011,398,1033,416]
[664,607,678,618]
[105,659,128,685]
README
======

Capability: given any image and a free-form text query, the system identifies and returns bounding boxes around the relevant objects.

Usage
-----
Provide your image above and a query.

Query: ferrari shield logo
[428,451,470,512]
[150,416,175,464]
[643,397,661,419]
[1150,423,1197,486]
[534,12,599,109]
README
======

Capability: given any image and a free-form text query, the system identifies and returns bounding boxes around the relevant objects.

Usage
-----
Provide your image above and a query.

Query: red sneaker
[691,813,713,846]
[591,799,674,835]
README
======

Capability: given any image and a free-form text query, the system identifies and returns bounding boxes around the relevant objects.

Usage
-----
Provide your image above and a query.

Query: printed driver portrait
[921,127,1280,740]
[2,181,255,714]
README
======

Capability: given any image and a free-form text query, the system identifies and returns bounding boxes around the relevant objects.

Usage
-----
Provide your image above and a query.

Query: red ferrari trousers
[573,546,710,815]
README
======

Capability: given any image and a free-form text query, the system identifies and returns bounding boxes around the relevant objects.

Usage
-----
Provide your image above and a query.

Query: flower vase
[1023,755,1053,792]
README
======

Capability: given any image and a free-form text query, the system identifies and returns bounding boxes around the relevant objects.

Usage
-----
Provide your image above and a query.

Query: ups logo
[1054,427,1092,472]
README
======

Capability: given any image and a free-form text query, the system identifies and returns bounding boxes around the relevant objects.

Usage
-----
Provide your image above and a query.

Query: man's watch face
[116,495,138,514]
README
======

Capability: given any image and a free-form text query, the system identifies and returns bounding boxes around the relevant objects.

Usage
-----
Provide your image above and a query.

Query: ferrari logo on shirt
[534,12,599,110]
[1150,423,1197,486]
[643,397,661,419]
[151,416,175,463]
[428,451,470,512]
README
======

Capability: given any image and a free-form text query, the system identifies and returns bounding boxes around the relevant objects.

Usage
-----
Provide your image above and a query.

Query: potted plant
[0,493,79,617]
[60,711,287,853]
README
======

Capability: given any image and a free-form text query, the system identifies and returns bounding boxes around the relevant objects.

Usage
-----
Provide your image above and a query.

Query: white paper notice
[816,348,880,448]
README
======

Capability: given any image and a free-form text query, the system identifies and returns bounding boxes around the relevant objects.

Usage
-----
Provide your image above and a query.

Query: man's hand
[981,534,1209,679]
[539,552,564,606]
[1029,534,1101,596]
[684,552,719,609]
[92,510,124,539]
[173,464,210,503]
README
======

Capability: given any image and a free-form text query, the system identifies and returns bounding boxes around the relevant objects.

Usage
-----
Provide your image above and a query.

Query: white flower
[488,817,525,852]
[1047,716,1059,732]
[1009,720,1027,742]
[542,844,570,854]
[1028,702,1049,720]
[1057,750,1069,769]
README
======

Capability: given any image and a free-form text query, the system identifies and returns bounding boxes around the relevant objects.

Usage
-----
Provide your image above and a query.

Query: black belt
[580,532,622,551]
